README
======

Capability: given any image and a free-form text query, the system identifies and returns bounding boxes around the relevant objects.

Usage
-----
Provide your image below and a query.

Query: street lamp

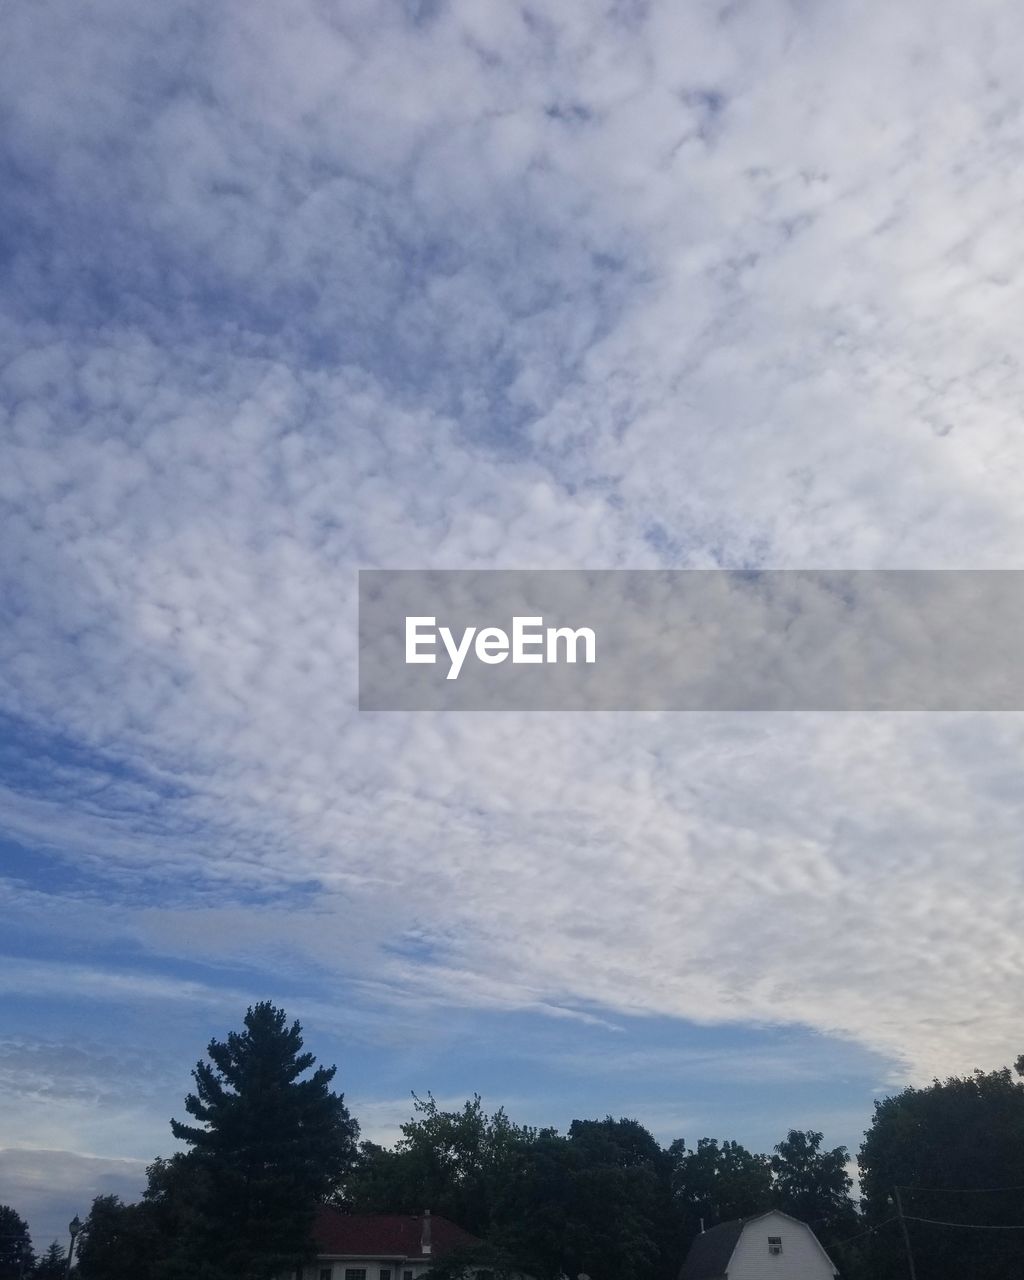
[65,1216,82,1277]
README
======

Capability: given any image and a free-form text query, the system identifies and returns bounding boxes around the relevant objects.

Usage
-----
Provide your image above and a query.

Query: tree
[0,1206,33,1279]
[859,1066,1024,1280]
[349,1101,673,1280]
[561,1117,671,1280]
[346,1141,409,1213]
[488,1129,579,1280]
[33,1242,65,1280]
[423,1240,521,1280]
[669,1136,773,1238]
[74,1195,156,1280]
[770,1129,857,1260]
[771,1130,856,1232]
[347,1093,536,1237]
[169,1001,360,1279]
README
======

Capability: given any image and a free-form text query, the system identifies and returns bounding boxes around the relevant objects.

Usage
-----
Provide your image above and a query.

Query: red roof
[314,1209,481,1260]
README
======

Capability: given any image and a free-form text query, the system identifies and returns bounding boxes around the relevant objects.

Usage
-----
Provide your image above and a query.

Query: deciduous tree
[859,1066,1024,1280]
[74,1195,156,1280]
[669,1136,773,1239]
[771,1128,857,1245]
[0,1206,32,1279]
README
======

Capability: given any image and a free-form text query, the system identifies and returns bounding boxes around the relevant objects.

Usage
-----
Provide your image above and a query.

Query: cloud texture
[3,0,1024,1245]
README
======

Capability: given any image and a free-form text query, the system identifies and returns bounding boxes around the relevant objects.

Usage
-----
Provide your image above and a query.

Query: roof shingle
[678,1220,745,1280]
[313,1210,481,1260]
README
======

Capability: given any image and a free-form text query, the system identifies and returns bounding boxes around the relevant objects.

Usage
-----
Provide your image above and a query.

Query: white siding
[295,1260,433,1280]
[726,1212,835,1280]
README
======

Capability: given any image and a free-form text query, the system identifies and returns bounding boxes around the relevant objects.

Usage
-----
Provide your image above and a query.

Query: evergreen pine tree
[170,1002,359,1279]
[33,1241,65,1280]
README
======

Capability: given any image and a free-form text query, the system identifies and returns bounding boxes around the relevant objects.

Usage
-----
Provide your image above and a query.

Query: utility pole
[893,1187,918,1280]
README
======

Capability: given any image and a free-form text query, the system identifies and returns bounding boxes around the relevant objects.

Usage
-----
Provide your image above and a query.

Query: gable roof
[314,1209,482,1260]
[678,1212,838,1280]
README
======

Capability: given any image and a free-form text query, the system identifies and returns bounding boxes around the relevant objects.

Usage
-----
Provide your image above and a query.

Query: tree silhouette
[0,1206,33,1279]
[169,1001,360,1279]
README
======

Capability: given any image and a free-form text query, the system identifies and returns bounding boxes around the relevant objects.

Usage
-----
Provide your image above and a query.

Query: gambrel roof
[678,1218,746,1279]
[678,1211,838,1280]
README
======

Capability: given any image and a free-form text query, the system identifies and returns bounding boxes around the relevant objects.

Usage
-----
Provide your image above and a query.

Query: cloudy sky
[4,0,1024,1251]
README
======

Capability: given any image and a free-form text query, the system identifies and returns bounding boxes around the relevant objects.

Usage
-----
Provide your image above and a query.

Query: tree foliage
[168,1001,360,1279]
[0,1206,33,1279]
[348,1093,539,1236]
[28,1006,1024,1280]
[423,1240,522,1280]
[858,1065,1024,1280]
[59,1002,886,1280]
[771,1129,856,1245]
[668,1136,773,1238]
[561,1118,672,1280]
[351,1105,674,1280]
[487,1129,579,1280]
[32,1242,65,1280]
[75,1195,157,1280]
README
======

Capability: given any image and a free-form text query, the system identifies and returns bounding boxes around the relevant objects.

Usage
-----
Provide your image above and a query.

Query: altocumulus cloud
[3,0,1024,1241]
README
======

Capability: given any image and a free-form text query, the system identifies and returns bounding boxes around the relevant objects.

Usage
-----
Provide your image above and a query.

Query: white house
[679,1211,838,1280]
[290,1209,488,1280]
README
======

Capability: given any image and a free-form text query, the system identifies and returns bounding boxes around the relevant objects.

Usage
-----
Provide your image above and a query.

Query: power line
[839,1216,898,1246]
[836,1197,1024,1254]
[897,1182,1024,1195]
[904,1214,1024,1231]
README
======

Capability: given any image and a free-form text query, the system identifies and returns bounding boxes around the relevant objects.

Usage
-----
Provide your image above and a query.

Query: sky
[3,0,1024,1254]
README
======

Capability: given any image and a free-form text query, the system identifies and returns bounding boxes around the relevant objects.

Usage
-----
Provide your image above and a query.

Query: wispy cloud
[3,0,1024,1247]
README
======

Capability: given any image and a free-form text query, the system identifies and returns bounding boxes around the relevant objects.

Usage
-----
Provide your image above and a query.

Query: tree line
[3,1002,1024,1280]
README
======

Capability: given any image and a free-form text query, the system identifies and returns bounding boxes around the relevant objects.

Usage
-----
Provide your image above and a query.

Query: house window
[380,1270,392,1280]
[321,1270,333,1280]
[345,1271,367,1280]
[768,1236,783,1255]
[403,1271,414,1280]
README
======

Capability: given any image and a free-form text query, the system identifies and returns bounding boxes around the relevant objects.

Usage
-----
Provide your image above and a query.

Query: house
[679,1211,838,1280]
[292,1208,486,1280]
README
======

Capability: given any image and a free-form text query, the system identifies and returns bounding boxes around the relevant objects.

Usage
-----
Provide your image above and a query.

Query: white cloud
[2,0,1024,1226]
[0,1148,148,1254]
